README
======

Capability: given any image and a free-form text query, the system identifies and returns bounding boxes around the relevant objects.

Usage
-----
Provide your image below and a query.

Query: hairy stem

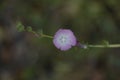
[31,31,120,48]
[41,34,53,38]
[32,31,53,38]
[87,44,120,48]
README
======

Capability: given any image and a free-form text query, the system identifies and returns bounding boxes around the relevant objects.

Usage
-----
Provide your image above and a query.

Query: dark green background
[0,0,120,80]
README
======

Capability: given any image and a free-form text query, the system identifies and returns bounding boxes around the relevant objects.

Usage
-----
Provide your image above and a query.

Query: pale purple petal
[53,29,77,51]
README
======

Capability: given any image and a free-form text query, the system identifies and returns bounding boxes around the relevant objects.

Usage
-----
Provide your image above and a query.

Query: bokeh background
[0,0,120,80]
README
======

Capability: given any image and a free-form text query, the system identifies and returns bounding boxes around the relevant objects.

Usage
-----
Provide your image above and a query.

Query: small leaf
[102,40,109,47]
[16,22,25,32]
[26,26,33,32]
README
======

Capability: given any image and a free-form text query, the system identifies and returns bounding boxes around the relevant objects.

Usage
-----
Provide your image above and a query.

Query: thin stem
[30,31,120,48]
[32,31,40,38]
[88,44,120,48]
[31,31,53,38]
[41,34,53,38]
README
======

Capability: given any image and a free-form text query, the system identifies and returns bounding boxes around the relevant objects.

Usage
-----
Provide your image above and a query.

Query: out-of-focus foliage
[0,0,120,80]
[16,22,25,32]
[26,26,32,32]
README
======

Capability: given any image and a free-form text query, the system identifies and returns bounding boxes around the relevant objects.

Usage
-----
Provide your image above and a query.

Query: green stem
[31,31,53,38]
[31,31,120,48]
[41,34,53,38]
[88,44,120,48]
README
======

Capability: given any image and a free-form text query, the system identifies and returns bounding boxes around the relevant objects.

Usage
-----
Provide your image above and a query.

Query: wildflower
[53,29,77,51]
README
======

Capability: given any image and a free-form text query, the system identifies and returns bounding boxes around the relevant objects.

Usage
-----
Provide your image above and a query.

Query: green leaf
[102,40,109,47]
[16,22,25,32]
[26,26,33,32]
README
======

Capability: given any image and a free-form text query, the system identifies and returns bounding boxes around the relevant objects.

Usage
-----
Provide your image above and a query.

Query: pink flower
[53,29,77,51]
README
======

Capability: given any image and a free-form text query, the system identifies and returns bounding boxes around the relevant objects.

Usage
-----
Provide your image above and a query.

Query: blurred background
[0,0,120,80]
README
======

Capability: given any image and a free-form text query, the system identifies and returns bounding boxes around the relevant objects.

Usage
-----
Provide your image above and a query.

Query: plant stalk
[87,44,120,48]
